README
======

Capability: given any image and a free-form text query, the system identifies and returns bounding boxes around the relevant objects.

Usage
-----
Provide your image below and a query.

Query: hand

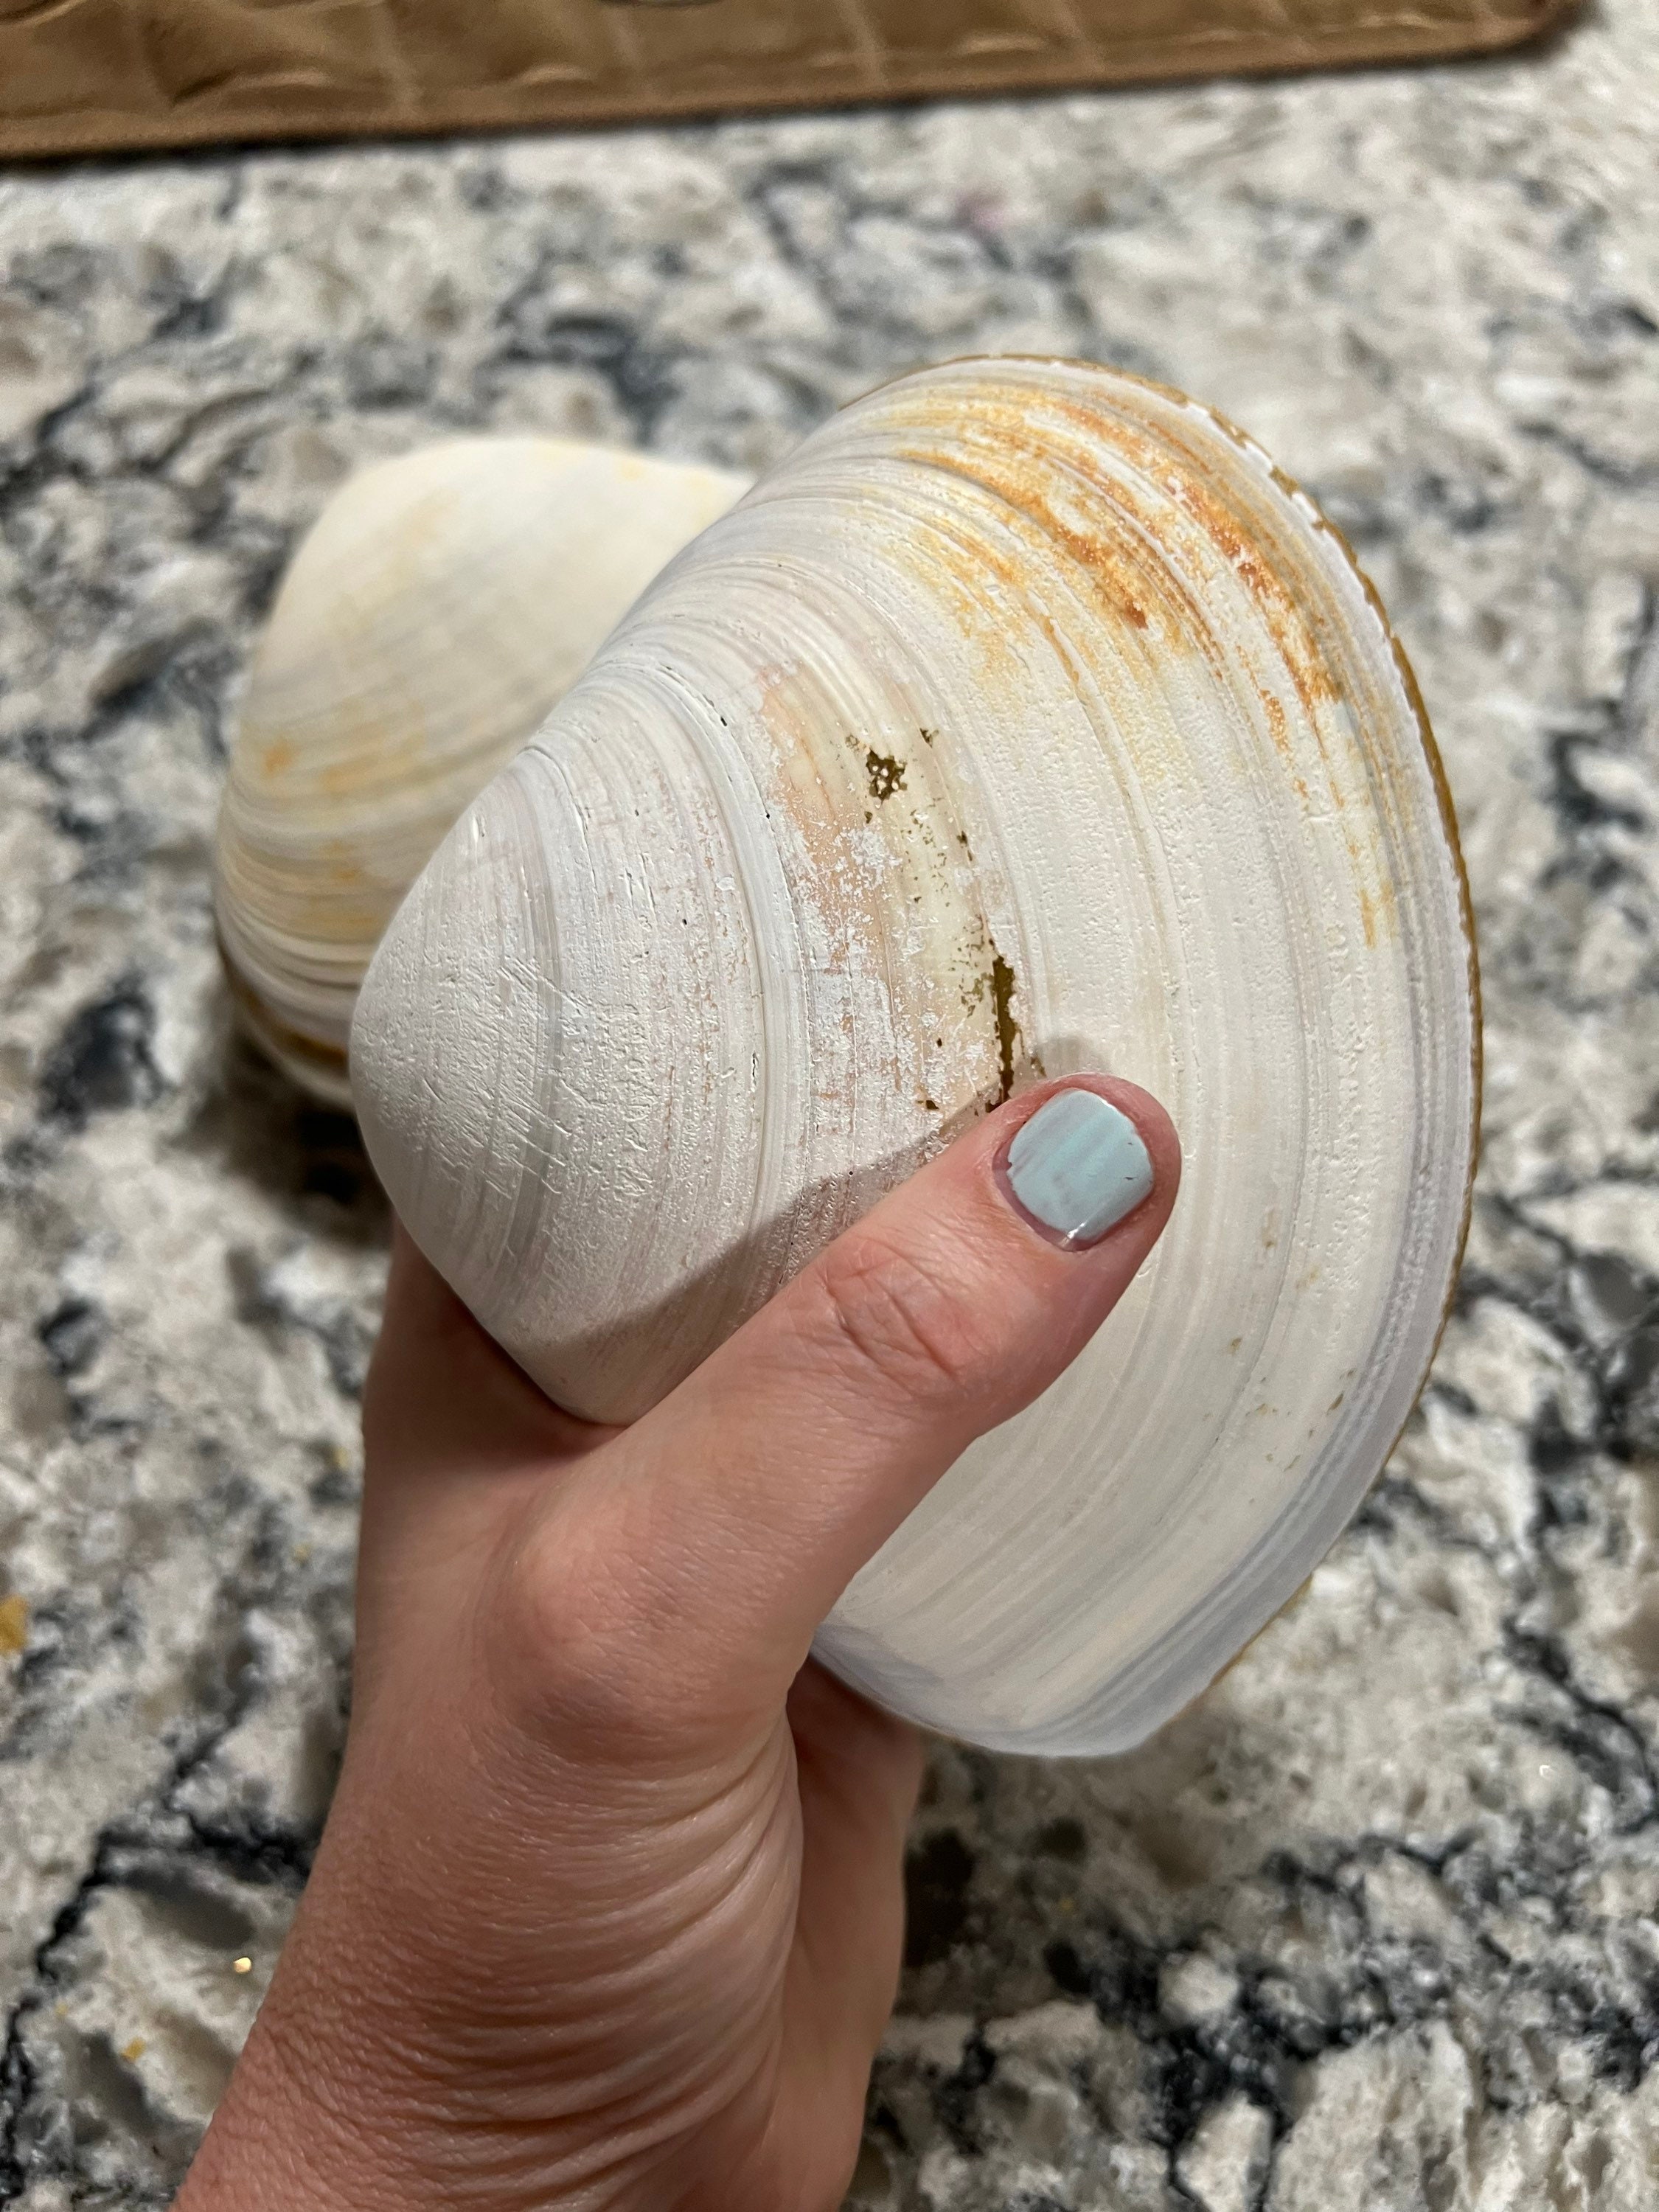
[176,1075,1178,2212]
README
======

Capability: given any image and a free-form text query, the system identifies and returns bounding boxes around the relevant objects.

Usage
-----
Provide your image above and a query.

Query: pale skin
[176,1074,1179,2212]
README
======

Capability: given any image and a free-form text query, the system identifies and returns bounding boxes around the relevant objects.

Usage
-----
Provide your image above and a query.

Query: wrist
[175,1885,667,2212]
[177,1983,412,2212]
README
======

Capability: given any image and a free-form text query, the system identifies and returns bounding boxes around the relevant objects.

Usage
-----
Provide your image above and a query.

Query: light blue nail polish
[1004,1088,1155,1247]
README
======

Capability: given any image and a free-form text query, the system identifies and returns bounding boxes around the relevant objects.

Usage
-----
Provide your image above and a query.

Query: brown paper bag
[0,0,1576,162]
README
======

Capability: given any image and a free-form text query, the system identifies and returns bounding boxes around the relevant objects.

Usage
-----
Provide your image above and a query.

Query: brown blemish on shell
[882,379,1366,900]
[989,946,1020,1105]
[836,355,1483,1732]
[756,669,1005,1135]
[865,748,907,801]
[883,354,1467,1124]
[874,366,1471,1210]
[896,408,1167,648]
[934,372,1416,961]
[1356,880,1379,950]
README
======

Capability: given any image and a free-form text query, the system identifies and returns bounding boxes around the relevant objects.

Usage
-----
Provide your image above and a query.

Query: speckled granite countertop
[2,4,1658,2205]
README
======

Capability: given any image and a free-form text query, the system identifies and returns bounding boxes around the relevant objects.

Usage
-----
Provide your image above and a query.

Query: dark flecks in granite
[346,334,438,412]
[1,1572,336,2205]
[904,1830,978,1971]
[928,2029,998,2156]
[1032,1817,1088,1865]
[38,980,165,1128]
[36,1298,107,1380]
[1503,1626,1658,1837]
[1456,1206,1659,1473]
[226,1246,375,1403]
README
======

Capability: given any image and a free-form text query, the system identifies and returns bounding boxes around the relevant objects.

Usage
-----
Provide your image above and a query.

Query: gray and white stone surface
[3,1,1659,2202]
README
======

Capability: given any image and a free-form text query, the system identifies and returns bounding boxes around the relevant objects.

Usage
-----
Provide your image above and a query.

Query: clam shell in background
[352,358,1479,1756]
[214,437,748,1103]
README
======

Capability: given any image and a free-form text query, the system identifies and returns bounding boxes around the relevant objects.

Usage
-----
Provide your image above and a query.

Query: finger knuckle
[806,1230,989,1408]
[487,1511,688,1755]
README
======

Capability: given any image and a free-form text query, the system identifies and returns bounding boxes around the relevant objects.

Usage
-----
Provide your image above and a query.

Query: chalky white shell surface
[214,437,747,1102]
[352,358,1478,1756]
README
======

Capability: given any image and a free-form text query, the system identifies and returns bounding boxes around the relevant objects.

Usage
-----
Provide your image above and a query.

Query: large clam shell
[352,358,1478,1756]
[214,437,747,1102]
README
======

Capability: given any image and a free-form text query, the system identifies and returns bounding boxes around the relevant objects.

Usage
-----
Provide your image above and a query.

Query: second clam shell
[215,436,747,1102]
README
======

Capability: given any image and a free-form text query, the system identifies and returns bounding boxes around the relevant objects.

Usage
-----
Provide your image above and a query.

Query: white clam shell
[214,436,748,1102]
[352,358,1479,1756]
